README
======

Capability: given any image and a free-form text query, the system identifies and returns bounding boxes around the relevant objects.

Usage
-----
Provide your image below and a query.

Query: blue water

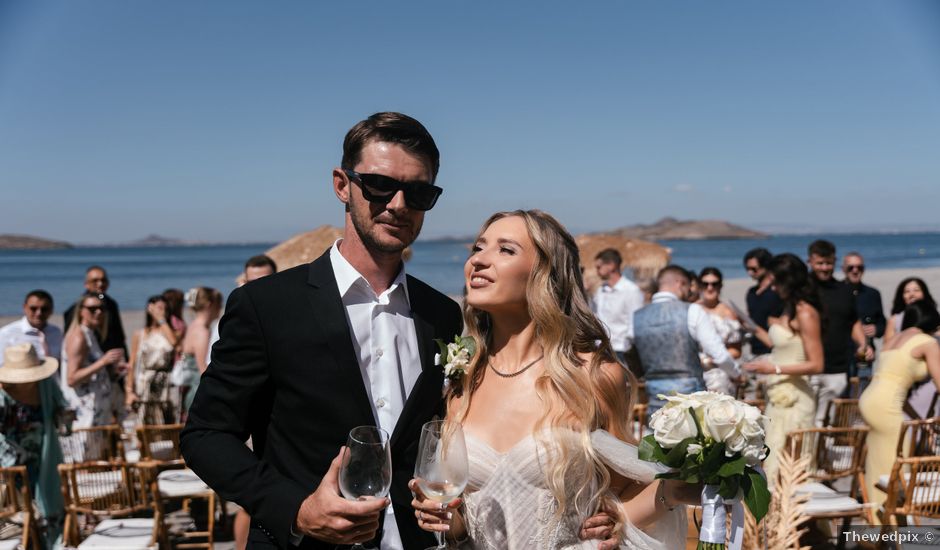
[2,233,940,315]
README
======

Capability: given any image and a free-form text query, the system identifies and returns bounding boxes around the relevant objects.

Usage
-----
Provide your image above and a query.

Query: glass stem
[436,531,446,549]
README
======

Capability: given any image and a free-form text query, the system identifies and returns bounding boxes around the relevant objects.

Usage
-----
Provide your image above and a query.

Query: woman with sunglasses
[884,278,938,341]
[696,267,743,395]
[62,292,124,431]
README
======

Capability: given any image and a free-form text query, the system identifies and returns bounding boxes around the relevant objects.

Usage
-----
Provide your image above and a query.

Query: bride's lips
[468,273,494,289]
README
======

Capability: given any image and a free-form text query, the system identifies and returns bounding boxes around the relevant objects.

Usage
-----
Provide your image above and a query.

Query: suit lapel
[391,276,446,448]
[304,252,375,427]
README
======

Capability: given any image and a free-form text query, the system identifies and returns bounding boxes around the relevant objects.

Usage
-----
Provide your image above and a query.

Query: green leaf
[638,435,666,462]
[688,406,705,439]
[700,442,726,482]
[717,455,746,478]
[662,437,697,469]
[719,476,740,500]
[459,336,477,359]
[434,338,448,363]
[744,468,770,522]
[655,471,682,480]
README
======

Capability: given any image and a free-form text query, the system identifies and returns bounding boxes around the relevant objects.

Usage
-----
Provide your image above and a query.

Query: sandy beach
[2,266,939,339]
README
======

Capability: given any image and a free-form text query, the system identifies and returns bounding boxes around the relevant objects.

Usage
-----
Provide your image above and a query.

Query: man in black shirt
[807,240,872,425]
[842,252,886,343]
[743,248,783,356]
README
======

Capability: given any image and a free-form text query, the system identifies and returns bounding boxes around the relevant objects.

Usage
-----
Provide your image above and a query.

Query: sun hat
[0,343,59,384]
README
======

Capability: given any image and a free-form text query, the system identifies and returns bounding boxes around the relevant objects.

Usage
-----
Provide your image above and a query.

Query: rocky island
[611,217,766,241]
[0,234,73,250]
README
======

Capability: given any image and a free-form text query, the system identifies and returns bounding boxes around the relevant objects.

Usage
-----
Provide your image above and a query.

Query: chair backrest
[136,424,183,463]
[785,426,869,485]
[883,454,940,522]
[823,398,864,428]
[896,417,940,458]
[58,461,154,518]
[60,425,125,464]
[0,466,36,550]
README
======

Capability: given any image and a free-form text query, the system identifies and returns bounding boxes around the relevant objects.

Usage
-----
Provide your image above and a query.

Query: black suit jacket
[180,251,462,550]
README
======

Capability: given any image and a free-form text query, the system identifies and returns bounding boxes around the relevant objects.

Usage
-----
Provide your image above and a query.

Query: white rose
[725,431,748,455]
[703,399,745,444]
[650,405,698,448]
[686,443,703,457]
[742,441,768,466]
[739,405,767,440]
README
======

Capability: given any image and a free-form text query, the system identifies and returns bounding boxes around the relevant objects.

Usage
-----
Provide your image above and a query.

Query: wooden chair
[880,455,940,541]
[785,426,873,534]
[58,461,158,549]
[897,417,940,458]
[0,466,39,550]
[823,398,864,429]
[60,425,125,464]
[136,424,183,465]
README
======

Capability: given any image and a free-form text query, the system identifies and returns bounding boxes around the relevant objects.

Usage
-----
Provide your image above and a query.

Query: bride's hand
[408,479,464,535]
[579,511,619,550]
[662,479,704,506]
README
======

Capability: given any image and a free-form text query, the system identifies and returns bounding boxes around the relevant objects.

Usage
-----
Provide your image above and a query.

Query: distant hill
[125,234,191,247]
[0,234,73,250]
[611,217,767,241]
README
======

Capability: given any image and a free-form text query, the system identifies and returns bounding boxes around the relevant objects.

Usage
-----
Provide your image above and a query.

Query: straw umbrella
[236,225,412,284]
[576,233,671,296]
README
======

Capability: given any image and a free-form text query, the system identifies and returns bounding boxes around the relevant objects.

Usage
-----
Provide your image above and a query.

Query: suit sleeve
[180,286,308,548]
[871,289,887,338]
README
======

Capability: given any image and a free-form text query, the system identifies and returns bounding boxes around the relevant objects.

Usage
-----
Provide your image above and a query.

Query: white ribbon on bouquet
[700,485,745,550]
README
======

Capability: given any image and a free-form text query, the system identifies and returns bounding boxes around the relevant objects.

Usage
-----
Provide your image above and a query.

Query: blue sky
[2,1,939,243]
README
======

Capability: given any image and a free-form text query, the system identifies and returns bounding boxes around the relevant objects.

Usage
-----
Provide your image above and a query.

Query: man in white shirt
[591,248,645,378]
[631,266,736,415]
[0,290,63,371]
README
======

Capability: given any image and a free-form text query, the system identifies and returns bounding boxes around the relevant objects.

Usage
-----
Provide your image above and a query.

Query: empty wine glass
[338,426,392,550]
[414,420,469,550]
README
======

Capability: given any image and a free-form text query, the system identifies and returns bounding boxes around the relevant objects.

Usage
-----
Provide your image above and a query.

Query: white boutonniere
[434,336,476,381]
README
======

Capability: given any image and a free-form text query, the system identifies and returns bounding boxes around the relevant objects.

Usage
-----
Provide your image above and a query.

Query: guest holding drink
[859,300,940,517]
[744,254,824,477]
[884,277,938,341]
[411,210,691,549]
[126,295,178,422]
[62,292,124,428]
[696,267,743,395]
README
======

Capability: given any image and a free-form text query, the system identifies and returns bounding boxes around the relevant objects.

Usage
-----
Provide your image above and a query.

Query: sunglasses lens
[355,173,440,211]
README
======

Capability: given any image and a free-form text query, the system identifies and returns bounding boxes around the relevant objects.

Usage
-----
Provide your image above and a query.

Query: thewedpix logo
[843,528,937,544]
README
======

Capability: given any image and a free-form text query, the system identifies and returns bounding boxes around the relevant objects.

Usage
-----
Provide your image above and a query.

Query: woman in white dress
[125,295,178,423]
[696,267,743,395]
[411,210,691,549]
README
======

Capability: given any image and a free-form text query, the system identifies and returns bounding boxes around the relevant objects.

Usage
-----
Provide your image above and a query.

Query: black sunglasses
[344,169,442,211]
[702,281,722,288]
[846,265,865,273]
[83,305,104,313]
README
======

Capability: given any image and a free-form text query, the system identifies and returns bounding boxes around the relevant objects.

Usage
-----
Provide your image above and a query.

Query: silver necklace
[488,355,544,378]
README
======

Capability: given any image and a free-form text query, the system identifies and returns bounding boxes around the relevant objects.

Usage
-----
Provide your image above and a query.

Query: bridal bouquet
[638,391,770,550]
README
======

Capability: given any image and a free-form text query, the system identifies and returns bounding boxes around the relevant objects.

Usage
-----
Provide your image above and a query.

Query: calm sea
[2,233,940,315]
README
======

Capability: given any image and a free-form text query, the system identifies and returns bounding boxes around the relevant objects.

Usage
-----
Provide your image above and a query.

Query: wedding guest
[632,266,735,415]
[162,288,187,344]
[743,248,783,356]
[807,240,871,425]
[176,287,222,415]
[744,253,824,477]
[63,266,127,356]
[696,267,743,395]
[0,290,63,369]
[686,270,701,303]
[591,248,644,378]
[411,210,692,549]
[860,300,940,517]
[62,293,124,429]
[125,296,178,424]
[884,277,937,341]
[842,252,886,346]
[182,112,462,549]
[244,254,277,282]
[0,343,68,549]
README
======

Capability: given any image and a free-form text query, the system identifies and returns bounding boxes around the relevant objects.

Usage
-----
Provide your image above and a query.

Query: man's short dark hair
[594,248,622,268]
[245,254,278,273]
[341,112,440,182]
[808,239,836,258]
[657,265,691,285]
[25,289,53,307]
[86,265,107,275]
[743,247,773,269]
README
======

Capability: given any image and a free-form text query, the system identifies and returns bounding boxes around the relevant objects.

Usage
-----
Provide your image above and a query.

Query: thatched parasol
[576,233,671,295]
[236,225,412,284]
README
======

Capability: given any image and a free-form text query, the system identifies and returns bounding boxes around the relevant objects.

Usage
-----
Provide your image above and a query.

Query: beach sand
[2,266,939,340]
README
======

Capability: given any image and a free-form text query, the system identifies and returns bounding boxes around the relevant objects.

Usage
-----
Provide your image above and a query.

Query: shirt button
[375,348,384,358]
[375,398,387,408]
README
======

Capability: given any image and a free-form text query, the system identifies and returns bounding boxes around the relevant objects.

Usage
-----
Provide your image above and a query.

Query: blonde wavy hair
[448,209,638,527]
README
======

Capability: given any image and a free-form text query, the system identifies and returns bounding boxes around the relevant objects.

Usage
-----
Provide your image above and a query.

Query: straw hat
[0,343,59,384]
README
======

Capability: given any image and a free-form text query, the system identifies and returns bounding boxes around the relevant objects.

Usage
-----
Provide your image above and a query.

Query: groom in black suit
[181,112,462,550]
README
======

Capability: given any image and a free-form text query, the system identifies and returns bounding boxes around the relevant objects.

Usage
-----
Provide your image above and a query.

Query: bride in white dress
[410,210,690,549]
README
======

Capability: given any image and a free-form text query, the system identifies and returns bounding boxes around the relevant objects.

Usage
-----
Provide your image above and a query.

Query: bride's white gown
[460,430,687,549]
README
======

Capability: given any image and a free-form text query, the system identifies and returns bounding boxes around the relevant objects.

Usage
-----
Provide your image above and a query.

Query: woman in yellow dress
[744,253,825,478]
[859,300,940,516]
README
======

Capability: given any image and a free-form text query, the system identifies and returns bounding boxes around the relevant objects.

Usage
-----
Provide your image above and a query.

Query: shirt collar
[330,240,411,305]
[601,277,626,292]
[17,316,42,335]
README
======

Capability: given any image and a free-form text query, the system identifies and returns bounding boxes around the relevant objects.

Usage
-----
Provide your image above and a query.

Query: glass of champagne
[414,419,469,550]
[338,426,392,550]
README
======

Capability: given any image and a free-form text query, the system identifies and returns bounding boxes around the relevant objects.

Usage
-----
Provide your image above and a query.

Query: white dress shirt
[330,242,421,550]
[0,316,64,367]
[592,276,645,352]
[634,292,736,375]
